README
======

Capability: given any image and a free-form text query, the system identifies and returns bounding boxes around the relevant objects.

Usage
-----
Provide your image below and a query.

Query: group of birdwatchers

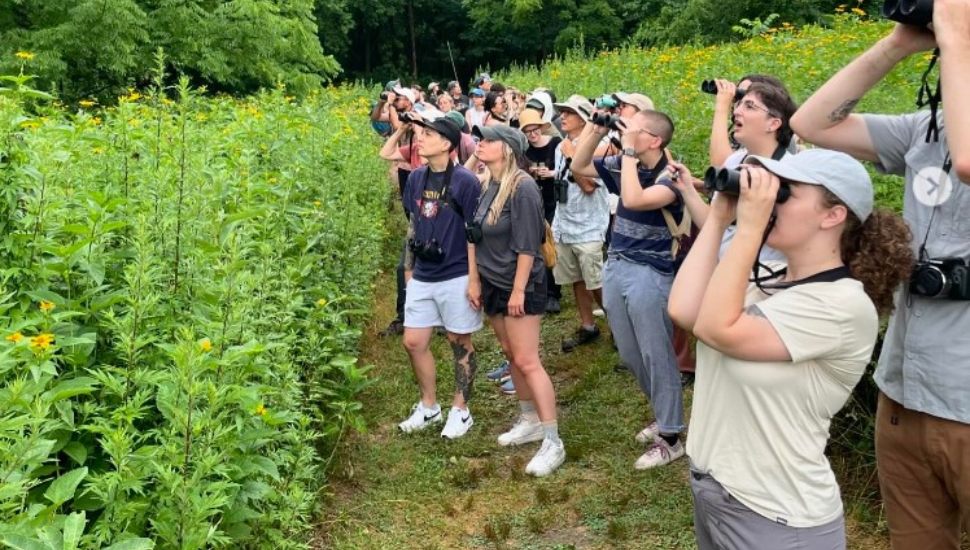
[368,8,970,549]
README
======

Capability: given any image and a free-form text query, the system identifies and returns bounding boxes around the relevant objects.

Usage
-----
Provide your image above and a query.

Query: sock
[542,420,561,444]
[659,433,679,447]
[582,324,596,332]
[421,401,440,413]
[520,401,539,423]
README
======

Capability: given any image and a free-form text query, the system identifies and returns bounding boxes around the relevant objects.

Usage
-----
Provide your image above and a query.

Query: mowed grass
[315,204,891,549]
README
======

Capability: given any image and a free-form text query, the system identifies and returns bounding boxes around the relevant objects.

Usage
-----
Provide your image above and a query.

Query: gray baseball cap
[472,124,528,158]
[746,148,874,221]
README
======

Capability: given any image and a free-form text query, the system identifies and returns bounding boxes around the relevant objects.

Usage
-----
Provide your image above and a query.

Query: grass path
[316,215,891,549]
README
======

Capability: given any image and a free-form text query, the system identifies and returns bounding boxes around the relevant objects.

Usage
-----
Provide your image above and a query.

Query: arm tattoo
[744,304,767,319]
[828,99,860,124]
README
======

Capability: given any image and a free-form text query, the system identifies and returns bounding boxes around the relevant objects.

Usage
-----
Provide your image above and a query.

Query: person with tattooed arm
[791,3,970,547]
[396,116,484,440]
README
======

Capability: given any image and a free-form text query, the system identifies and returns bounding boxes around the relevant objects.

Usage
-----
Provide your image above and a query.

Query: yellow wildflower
[313,200,321,207]
[15,51,34,61]
[29,333,54,351]
[316,298,327,307]
[200,338,213,352]
[79,99,97,108]
[255,404,267,416]
[6,332,23,343]
[125,91,142,102]
[39,300,55,312]
[88,117,102,126]
[851,7,866,16]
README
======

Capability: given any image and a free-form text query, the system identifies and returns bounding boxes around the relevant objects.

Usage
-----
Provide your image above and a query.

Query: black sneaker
[681,372,695,387]
[379,319,404,337]
[545,297,561,314]
[561,326,601,353]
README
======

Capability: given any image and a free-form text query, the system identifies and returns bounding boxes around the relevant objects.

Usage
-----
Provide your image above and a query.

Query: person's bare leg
[574,281,595,327]
[490,315,533,401]
[402,327,436,407]
[505,315,555,421]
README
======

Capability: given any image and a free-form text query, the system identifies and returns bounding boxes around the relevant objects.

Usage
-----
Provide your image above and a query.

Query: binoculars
[700,80,748,102]
[592,112,624,131]
[703,166,791,203]
[882,0,933,26]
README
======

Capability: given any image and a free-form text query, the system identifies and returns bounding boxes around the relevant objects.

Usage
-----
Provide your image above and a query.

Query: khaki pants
[876,392,970,549]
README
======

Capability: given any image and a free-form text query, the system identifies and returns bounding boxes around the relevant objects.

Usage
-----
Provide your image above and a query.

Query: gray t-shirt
[475,174,546,291]
[865,110,970,424]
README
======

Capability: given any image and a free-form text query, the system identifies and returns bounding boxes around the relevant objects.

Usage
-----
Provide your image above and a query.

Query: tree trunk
[407,0,418,81]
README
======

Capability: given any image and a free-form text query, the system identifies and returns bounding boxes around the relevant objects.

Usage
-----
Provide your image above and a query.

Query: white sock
[542,420,560,444]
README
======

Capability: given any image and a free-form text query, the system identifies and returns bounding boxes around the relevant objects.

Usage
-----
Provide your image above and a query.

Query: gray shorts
[690,465,846,550]
[404,275,482,334]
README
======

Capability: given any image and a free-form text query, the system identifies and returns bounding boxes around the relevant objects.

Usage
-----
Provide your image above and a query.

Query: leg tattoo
[450,339,477,402]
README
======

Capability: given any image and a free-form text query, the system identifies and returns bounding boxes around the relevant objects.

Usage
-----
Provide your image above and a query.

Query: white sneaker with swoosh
[440,406,474,439]
[398,402,442,433]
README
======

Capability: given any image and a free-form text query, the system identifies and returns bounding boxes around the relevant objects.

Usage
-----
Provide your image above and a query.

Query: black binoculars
[703,166,791,203]
[592,112,624,131]
[399,112,416,123]
[882,0,933,26]
[409,238,445,263]
[701,80,748,102]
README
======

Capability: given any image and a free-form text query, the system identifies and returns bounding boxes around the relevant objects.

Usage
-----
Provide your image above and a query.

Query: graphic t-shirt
[525,137,563,222]
[403,165,481,283]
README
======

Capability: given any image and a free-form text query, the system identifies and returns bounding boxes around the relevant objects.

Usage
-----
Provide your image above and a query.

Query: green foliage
[732,13,781,39]
[0,0,340,102]
[0,70,387,546]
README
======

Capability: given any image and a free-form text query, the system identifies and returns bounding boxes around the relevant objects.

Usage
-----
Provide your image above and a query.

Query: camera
[380,91,390,101]
[465,222,483,244]
[701,80,747,102]
[910,258,970,299]
[882,0,932,26]
[409,238,445,263]
[592,112,623,131]
[703,166,791,203]
[399,112,416,124]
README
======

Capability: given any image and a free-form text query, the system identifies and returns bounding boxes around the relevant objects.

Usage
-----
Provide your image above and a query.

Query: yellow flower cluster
[15,51,34,61]
[29,333,55,351]
[200,338,213,352]
[39,300,55,313]
[5,332,23,343]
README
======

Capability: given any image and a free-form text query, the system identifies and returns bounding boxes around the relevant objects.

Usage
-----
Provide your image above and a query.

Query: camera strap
[917,48,942,143]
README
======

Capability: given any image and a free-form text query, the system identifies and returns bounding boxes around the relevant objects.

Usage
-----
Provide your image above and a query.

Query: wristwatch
[622,147,637,158]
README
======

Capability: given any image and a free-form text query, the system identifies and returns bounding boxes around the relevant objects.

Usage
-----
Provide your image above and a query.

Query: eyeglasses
[523,127,543,135]
[738,99,775,116]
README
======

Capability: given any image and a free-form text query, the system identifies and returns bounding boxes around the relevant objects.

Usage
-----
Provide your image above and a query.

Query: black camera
[380,91,390,101]
[409,238,445,263]
[592,112,624,131]
[703,166,791,203]
[910,258,970,299]
[701,80,747,102]
[882,0,933,26]
[465,222,483,244]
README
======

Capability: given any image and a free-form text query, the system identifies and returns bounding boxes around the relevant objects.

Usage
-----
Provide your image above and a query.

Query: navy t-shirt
[403,165,481,283]
[594,153,683,274]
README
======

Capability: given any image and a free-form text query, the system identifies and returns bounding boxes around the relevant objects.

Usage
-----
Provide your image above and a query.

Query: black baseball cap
[413,117,462,151]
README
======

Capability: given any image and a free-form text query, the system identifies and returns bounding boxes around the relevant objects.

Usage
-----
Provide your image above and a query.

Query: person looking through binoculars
[791,1,970,547]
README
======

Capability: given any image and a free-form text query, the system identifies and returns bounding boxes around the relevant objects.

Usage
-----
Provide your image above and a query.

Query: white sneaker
[635,421,660,444]
[497,415,544,446]
[440,407,474,439]
[634,438,685,470]
[398,402,442,433]
[525,437,566,477]
[593,308,605,318]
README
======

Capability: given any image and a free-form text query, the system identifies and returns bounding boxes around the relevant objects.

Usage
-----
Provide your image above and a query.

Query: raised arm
[935,0,970,182]
[709,79,739,167]
[570,122,606,178]
[379,126,408,162]
[790,25,936,162]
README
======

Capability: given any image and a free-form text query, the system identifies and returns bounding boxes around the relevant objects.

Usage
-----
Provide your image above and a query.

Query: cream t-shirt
[687,272,878,528]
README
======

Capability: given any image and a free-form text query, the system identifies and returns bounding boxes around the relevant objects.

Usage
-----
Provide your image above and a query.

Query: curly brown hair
[822,189,915,316]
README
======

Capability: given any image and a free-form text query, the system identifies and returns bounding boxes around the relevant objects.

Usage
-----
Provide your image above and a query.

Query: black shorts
[481,275,547,317]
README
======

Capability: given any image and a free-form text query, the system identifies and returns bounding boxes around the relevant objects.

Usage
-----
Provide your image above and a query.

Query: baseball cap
[474,72,491,86]
[746,148,874,221]
[470,88,485,97]
[443,110,469,132]
[612,92,654,112]
[472,124,528,158]
[553,95,594,122]
[413,117,462,151]
[392,86,416,103]
[384,79,400,92]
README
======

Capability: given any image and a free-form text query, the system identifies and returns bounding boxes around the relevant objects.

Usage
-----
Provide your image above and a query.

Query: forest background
[1,0,881,102]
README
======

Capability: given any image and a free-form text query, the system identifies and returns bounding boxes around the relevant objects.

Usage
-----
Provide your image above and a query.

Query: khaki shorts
[553,241,604,289]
